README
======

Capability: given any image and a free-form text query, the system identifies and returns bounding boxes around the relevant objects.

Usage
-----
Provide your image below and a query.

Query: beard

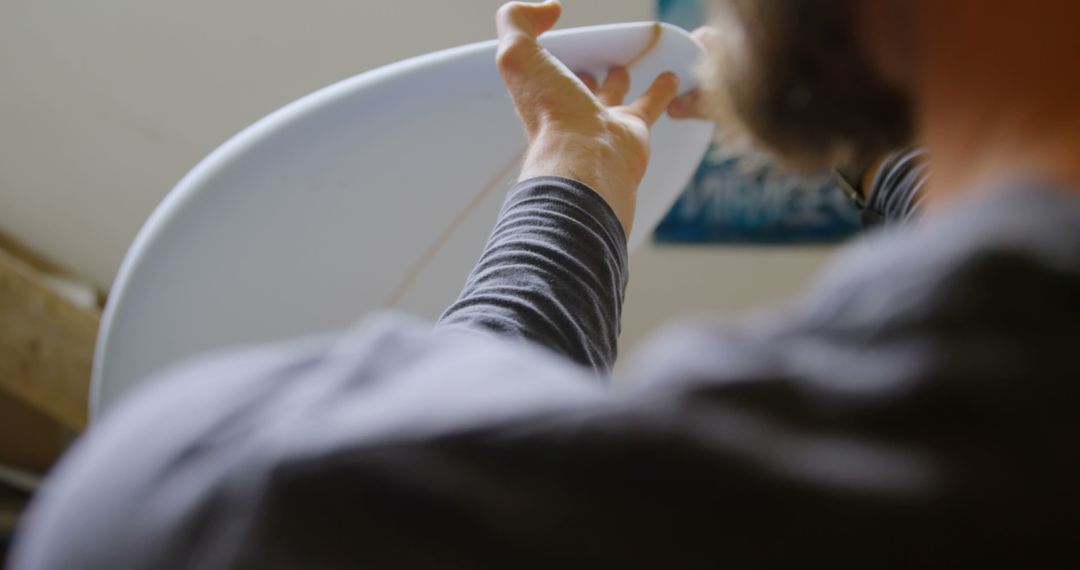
[697,0,914,170]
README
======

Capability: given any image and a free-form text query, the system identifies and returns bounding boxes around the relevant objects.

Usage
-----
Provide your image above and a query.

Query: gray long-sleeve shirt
[12,176,1080,569]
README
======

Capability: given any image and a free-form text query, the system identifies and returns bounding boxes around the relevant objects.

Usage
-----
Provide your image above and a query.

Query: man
[12,0,1079,567]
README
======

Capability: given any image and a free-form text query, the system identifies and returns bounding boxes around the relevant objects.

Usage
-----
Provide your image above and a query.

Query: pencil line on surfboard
[383,23,664,309]
[624,22,663,68]
[384,146,526,308]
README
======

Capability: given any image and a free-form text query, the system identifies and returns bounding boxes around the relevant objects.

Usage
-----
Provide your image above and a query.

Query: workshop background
[0,0,837,556]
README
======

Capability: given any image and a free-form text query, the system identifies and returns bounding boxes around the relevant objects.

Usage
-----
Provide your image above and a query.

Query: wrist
[520,132,640,235]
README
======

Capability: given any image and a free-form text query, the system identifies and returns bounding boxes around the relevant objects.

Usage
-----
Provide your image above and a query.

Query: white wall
[621,245,833,351]
[0,0,835,352]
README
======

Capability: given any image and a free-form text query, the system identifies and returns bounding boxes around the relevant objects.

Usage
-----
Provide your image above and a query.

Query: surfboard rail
[91,22,715,417]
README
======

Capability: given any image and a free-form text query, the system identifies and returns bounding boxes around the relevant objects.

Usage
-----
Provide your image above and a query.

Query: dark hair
[701,0,913,169]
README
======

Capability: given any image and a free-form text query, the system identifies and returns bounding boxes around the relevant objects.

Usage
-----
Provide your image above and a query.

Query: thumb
[626,72,681,126]
[496,1,562,42]
[495,1,561,74]
[495,0,567,133]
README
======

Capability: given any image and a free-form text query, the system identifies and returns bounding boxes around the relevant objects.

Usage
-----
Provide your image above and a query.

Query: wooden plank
[0,392,74,473]
[0,246,98,429]
[0,231,62,277]
[0,229,105,309]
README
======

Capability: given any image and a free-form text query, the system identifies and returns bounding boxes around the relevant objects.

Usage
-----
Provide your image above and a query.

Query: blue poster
[654,0,860,244]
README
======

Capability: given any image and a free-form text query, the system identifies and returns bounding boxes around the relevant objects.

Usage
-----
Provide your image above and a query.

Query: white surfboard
[92,22,714,416]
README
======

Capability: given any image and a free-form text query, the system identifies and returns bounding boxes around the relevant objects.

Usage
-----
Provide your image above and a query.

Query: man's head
[697,0,914,169]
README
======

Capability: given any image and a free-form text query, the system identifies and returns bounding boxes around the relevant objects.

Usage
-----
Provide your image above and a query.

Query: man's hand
[496,0,681,236]
[666,26,720,121]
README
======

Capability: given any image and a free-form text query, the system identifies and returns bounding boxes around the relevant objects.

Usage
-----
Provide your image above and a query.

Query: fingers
[665,26,720,120]
[598,67,631,107]
[667,89,701,119]
[691,25,720,49]
[495,1,562,74]
[496,0,561,40]
[575,72,599,93]
[583,68,682,125]
[626,72,680,126]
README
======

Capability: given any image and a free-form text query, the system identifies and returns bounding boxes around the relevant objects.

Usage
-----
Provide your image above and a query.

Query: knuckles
[495,2,525,24]
[495,34,533,74]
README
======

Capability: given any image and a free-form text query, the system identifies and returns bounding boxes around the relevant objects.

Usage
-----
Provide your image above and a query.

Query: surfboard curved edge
[92,22,715,417]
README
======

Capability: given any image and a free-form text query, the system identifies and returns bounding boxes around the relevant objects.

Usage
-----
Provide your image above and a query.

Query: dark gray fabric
[861,147,930,227]
[12,178,1080,569]
[439,177,628,373]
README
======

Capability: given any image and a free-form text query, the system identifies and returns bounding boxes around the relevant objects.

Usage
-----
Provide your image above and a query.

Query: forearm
[440,0,675,374]
[437,177,628,374]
